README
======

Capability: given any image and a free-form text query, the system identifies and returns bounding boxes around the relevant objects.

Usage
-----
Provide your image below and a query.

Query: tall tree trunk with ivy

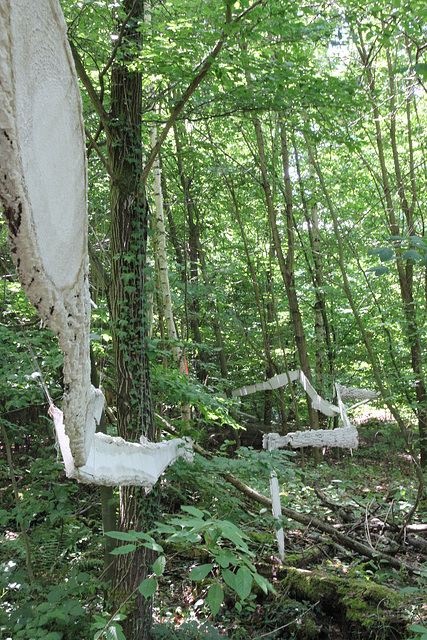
[106,1,158,637]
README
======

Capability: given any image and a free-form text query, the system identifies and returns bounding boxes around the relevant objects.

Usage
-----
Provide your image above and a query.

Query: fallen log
[219,467,425,575]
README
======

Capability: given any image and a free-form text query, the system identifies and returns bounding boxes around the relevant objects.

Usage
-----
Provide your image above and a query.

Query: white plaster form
[233,372,377,560]
[263,380,358,450]
[233,370,340,418]
[0,0,192,486]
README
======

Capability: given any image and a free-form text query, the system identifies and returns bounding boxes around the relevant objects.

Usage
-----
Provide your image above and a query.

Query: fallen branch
[191,443,424,575]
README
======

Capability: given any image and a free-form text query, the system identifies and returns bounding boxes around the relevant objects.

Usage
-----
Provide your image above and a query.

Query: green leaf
[110,544,136,555]
[378,247,394,262]
[221,568,236,590]
[216,549,236,568]
[413,62,427,80]
[207,583,224,617]
[409,624,427,632]
[403,249,423,262]
[134,531,156,542]
[105,531,138,542]
[181,505,206,518]
[141,541,164,553]
[368,265,390,277]
[189,563,214,580]
[138,577,158,598]
[217,521,250,551]
[409,236,427,248]
[253,572,274,595]
[234,567,252,600]
[104,625,127,640]
[153,555,167,577]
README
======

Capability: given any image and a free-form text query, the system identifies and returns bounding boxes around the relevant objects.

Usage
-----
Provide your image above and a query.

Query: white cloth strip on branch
[232,371,365,450]
[232,370,339,417]
[263,426,358,450]
[0,0,193,487]
[335,383,379,403]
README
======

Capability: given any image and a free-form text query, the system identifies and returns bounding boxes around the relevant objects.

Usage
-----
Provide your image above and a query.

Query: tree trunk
[356,31,427,467]
[173,123,209,382]
[106,3,158,637]
[251,114,319,432]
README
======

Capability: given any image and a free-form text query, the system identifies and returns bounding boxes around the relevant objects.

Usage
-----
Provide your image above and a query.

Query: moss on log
[281,567,408,639]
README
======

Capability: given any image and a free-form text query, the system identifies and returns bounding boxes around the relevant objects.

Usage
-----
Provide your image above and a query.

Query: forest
[1,0,427,639]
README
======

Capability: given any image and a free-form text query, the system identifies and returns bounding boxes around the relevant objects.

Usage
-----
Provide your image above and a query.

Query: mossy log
[279,566,408,639]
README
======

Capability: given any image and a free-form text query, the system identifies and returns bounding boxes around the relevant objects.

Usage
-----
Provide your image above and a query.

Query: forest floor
[1,415,426,640]
[151,416,427,640]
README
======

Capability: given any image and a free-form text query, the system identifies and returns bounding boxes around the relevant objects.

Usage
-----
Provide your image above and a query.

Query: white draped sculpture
[233,370,379,451]
[0,0,192,487]
[233,371,378,561]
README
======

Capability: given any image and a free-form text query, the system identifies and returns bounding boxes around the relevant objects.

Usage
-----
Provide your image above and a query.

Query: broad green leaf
[104,625,127,640]
[409,236,427,248]
[234,567,252,600]
[138,577,157,598]
[207,583,224,617]
[189,563,214,580]
[409,624,427,632]
[368,265,390,276]
[413,62,427,79]
[141,541,164,553]
[253,572,274,595]
[167,532,201,544]
[134,531,157,542]
[152,523,175,535]
[216,549,236,568]
[221,568,236,590]
[403,249,423,262]
[153,555,166,576]
[217,521,249,551]
[105,531,138,542]
[169,516,208,530]
[378,247,394,262]
[181,505,206,518]
[110,544,136,555]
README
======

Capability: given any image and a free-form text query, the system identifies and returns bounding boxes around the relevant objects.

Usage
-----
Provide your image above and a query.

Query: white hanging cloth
[0,0,193,486]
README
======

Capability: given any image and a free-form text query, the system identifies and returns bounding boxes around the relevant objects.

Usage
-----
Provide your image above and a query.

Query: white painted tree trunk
[150,123,191,425]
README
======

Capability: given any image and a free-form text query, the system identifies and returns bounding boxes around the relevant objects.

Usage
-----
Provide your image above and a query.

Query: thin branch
[142,0,264,182]
[69,40,112,137]
[85,127,114,179]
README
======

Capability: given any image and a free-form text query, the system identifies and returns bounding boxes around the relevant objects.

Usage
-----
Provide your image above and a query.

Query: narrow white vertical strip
[269,471,285,561]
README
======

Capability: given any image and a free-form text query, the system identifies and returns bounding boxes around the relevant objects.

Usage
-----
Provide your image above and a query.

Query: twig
[395,479,425,543]
[252,601,320,639]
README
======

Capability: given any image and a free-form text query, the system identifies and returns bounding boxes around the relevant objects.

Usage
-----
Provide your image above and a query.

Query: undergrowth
[1,417,426,639]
